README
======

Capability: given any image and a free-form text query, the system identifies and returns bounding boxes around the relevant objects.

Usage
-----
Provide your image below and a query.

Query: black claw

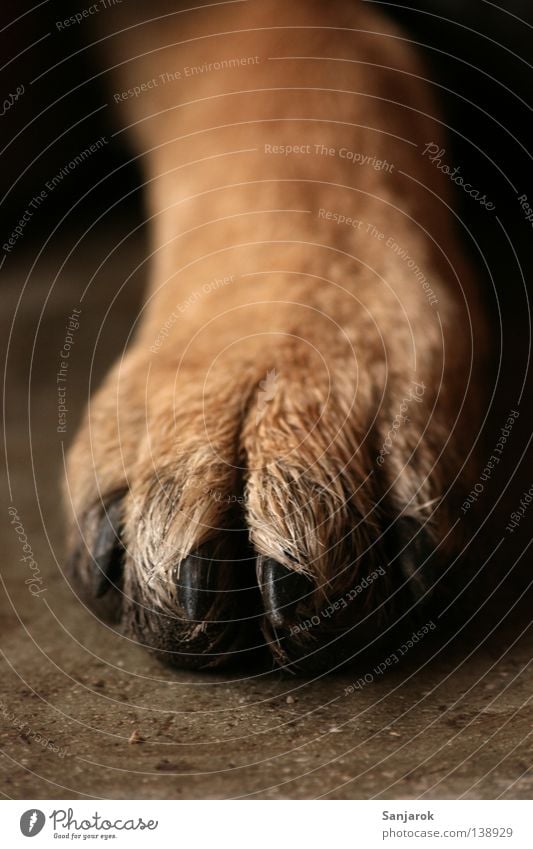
[257,557,312,628]
[392,516,436,599]
[175,547,220,621]
[92,501,124,598]
[135,535,263,668]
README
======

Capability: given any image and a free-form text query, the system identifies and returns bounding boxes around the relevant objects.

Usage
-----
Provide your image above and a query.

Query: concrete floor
[1,222,532,800]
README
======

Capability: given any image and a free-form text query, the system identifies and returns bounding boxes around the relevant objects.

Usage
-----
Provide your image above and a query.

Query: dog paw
[65,325,462,673]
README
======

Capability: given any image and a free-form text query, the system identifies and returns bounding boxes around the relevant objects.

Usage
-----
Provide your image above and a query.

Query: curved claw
[175,546,222,621]
[92,501,124,598]
[256,557,313,628]
[66,497,126,624]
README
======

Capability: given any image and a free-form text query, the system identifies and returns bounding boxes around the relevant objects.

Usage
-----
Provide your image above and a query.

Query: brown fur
[65,0,488,671]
